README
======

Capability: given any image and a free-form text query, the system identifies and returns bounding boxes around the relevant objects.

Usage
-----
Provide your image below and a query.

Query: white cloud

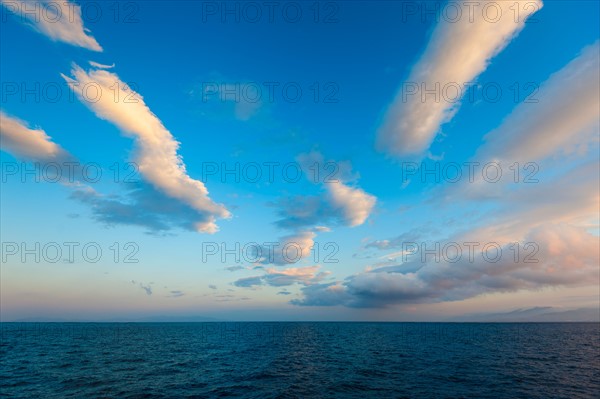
[62,64,230,233]
[377,0,542,158]
[1,0,102,51]
[327,180,376,227]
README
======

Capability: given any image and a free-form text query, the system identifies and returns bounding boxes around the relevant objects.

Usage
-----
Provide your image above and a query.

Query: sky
[0,0,598,321]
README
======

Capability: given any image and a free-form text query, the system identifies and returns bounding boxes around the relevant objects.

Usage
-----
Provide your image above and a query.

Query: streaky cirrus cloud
[477,41,600,164]
[442,42,600,201]
[1,0,102,51]
[376,0,542,158]
[62,64,230,233]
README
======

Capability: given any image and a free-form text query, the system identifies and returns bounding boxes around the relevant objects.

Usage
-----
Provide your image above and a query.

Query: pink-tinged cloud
[0,110,70,162]
[294,224,599,308]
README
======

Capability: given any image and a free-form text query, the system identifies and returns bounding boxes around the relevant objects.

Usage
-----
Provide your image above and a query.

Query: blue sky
[0,0,599,321]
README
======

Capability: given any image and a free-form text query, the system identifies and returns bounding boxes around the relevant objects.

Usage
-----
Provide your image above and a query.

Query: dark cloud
[131,280,153,296]
[70,181,219,234]
[233,276,263,288]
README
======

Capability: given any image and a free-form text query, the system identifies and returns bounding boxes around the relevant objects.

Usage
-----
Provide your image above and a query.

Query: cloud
[202,82,262,121]
[365,228,429,250]
[477,41,600,164]
[62,64,230,233]
[1,0,102,51]
[294,224,598,308]
[376,0,542,158]
[347,141,598,309]
[70,182,223,233]
[298,90,599,310]
[167,290,185,298]
[291,282,350,306]
[225,266,245,272]
[260,150,374,281]
[139,284,152,295]
[252,230,316,266]
[208,284,217,290]
[131,280,152,296]
[441,42,599,202]
[89,61,115,69]
[274,182,377,231]
[0,110,71,162]
[262,266,330,287]
[0,110,87,184]
[274,151,376,229]
[234,265,330,288]
[233,276,263,288]
[327,180,376,227]
[0,111,225,234]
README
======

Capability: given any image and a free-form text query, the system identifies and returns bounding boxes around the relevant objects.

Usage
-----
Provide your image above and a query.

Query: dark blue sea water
[1,322,599,398]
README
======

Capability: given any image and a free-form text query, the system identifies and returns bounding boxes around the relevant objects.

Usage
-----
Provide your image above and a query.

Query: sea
[1,322,599,398]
